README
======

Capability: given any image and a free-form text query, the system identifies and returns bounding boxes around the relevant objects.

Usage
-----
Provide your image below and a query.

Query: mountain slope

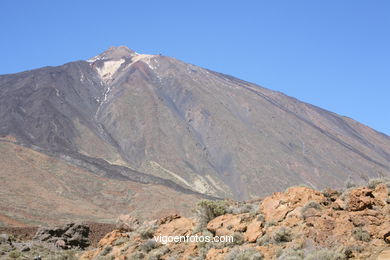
[0,138,202,226]
[1,46,389,205]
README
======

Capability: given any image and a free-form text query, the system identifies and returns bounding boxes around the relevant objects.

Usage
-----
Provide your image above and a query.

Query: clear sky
[1,1,389,135]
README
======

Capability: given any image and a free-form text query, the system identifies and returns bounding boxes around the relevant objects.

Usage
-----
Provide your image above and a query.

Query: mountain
[0,46,390,224]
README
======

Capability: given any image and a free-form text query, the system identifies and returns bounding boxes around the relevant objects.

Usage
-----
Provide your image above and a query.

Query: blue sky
[1,1,389,135]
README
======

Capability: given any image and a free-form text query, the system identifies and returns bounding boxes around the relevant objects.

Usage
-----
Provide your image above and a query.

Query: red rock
[260,186,325,222]
[155,215,195,237]
[244,219,263,243]
[345,187,376,211]
[372,184,388,206]
[207,214,249,236]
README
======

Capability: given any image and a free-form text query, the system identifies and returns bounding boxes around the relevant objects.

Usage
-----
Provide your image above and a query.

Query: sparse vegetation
[265,220,276,227]
[120,242,132,254]
[343,244,364,257]
[301,201,321,216]
[304,248,346,260]
[344,175,356,189]
[28,182,388,260]
[197,230,214,249]
[140,239,158,252]
[226,202,259,215]
[257,234,271,246]
[8,250,22,259]
[232,232,244,246]
[51,250,79,260]
[277,247,347,260]
[128,251,145,260]
[147,246,170,260]
[194,199,228,231]
[339,188,353,202]
[277,248,304,260]
[113,236,129,246]
[138,223,158,239]
[367,178,385,189]
[273,227,292,243]
[100,245,112,256]
[225,247,263,260]
[352,227,371,242]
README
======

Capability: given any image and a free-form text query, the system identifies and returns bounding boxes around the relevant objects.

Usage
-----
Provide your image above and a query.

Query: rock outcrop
[33,223,90,249]
[80,182,390,259]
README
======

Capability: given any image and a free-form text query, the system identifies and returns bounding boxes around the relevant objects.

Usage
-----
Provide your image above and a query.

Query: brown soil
[0,213,28,227]
[0,226,38,240]
[84,222,116,247]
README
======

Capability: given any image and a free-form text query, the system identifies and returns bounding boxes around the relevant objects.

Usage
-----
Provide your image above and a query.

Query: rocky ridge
[80,180,390,259]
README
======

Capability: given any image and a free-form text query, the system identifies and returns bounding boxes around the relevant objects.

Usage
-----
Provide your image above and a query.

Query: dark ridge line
[0,139,220,200]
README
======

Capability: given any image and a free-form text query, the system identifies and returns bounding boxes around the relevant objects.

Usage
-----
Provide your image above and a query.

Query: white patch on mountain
[128,54,157,70]
[96,59,125,81]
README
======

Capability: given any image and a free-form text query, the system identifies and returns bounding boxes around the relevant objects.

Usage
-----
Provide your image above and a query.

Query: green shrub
[352,227,371,242]
[256,234,271,246]
[264,220,276,228]
[273,227,292,243]
[197,230,214,249]
[197,199,227,218]
[113,236,129,246]
[140,239,158,252]
[227,203,259,215]
[343,245,364,258]
[224,247,263,260]
[129,251,145,260]
[304,248,346,260]
[232,232,244,246]
[147,246,170,260]
[138,223,158,239]
[52,250,79,260]
[194,199,227,231]
[368,178,385,189]
[100,245,112,256]
[277,247,348,260]
[277,248,304,260]
[8,250,22,259]
[344,175,356,189]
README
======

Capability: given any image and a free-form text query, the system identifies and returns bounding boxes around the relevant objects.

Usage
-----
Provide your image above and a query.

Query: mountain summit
[0,46,389,224]
[88,46,137,61]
